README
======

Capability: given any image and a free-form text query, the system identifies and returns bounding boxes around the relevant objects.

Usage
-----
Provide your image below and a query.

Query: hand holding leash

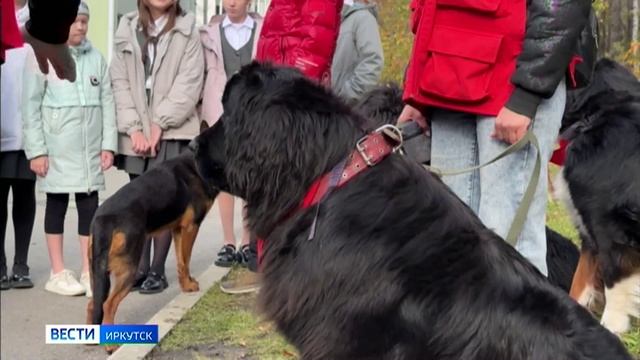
[492,107,532,145]
[397,104,428,130]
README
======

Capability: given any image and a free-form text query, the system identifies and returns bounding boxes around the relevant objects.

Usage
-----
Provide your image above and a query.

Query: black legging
[44,192,98,236]
[0,179,36,277]
[129,174,172,278]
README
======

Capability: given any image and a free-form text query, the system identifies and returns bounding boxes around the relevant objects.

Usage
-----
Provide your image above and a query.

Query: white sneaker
[80,272,92,298]
[45,269,86,296]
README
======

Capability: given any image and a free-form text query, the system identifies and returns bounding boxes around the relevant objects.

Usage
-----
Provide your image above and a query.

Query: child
[201,0,262,271]
[111,0,204,294]
[22,1,117,297]
[1,0,35,291]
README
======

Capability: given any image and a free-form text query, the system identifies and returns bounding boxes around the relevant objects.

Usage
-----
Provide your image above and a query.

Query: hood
[69,39,93,56]
[342,3,378,21]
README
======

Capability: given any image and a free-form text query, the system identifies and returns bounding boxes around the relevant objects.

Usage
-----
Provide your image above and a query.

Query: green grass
[153,268,296,359]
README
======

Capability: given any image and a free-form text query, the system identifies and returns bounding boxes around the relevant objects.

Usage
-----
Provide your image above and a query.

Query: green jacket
[22,40,117,193]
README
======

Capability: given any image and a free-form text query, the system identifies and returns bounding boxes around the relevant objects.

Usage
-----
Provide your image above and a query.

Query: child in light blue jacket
[22,2,117,297]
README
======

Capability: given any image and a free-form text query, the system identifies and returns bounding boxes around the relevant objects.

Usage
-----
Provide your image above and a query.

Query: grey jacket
[331,4,383,102]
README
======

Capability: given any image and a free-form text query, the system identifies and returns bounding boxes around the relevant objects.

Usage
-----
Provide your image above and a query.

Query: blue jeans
[430,81,566,275]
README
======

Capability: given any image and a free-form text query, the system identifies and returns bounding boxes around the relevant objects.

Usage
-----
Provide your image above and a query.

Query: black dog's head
[190,120,229,193]
[562,59,640,136]
[194,62,367,236]
[353,83,404,128]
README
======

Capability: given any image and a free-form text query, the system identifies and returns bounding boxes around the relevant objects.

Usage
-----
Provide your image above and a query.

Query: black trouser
[0,179,36,276]
[44,192,99,236]
[129,174,172,278]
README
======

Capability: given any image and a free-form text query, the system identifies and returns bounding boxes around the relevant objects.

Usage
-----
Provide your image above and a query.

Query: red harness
[256,127,402,264]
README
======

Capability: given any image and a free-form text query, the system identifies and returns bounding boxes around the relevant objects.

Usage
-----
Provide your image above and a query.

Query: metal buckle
[355,125,404,166]
[356,135,374,166]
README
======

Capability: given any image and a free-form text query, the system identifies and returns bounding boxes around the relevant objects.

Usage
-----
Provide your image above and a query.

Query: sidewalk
[0,168,238,360]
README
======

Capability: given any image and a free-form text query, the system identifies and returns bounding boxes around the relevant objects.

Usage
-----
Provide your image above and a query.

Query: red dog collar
[256,125,403,263]
[303,125,403,208]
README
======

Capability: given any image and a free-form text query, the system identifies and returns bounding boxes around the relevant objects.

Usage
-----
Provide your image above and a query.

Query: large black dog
[555,59,640,334]
[192,63,631,359]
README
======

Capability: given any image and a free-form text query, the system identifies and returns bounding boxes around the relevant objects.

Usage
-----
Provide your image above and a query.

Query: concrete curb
[107,265,229,360]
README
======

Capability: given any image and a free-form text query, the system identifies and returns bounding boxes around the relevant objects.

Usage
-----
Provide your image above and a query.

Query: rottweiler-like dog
[192,62,631,360]
[87,152,220,352]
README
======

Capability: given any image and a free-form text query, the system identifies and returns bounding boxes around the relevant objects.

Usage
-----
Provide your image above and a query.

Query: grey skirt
[115,140,190,176]
[0,151,36,181]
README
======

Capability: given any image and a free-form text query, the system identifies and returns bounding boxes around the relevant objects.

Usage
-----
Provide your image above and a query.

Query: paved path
[1,168,238,360]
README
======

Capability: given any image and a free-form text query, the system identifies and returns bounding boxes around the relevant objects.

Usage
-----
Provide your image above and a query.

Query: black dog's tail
[90,219,112,324]
[546,227,580,292]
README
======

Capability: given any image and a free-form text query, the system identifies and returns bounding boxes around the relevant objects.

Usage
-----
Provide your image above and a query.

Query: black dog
[555,58,640,334]
[192,62,631,359]
[88,153,219,352]
[356,84,580,293]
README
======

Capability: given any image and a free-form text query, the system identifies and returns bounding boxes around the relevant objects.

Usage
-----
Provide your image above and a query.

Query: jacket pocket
[43,108,64,135]
[419,26,502,103]
[437,0,501,13]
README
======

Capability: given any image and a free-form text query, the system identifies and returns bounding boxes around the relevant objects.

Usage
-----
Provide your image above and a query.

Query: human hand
[101,151,114,171]
[21,26,76,82]
[149,123,163,157]
[30,156,49,177]
[492,107,532,145]
[130,131,150,155]
[397,104,428,130]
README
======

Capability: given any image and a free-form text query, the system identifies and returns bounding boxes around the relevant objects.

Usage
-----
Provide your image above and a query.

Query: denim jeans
[430,80,566,275]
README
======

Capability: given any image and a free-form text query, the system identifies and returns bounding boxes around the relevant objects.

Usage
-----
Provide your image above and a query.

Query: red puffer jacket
[256,0,343,83]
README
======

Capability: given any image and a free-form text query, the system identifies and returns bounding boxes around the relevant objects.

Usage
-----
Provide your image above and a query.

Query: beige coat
[199,13,263,126]
[110,11,204,156]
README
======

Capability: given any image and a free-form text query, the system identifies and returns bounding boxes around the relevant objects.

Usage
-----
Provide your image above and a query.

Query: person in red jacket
[255,0,343,85]
[398,0,591,275]
[218,0,343,294]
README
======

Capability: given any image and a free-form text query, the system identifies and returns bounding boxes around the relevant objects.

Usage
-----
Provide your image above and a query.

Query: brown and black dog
[555,59,640,334]
[87,152,221,352]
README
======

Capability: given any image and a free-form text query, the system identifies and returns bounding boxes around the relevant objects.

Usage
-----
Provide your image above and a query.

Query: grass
[151,268,297,359]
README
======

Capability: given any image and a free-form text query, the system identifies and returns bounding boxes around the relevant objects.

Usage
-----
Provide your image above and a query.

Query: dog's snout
[188,139,199,153]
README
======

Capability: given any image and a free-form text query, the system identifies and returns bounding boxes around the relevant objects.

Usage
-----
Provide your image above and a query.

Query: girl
[22,2,117,297]
[111,0,204,294]
[1,0,35,291]
[201,0,262,269]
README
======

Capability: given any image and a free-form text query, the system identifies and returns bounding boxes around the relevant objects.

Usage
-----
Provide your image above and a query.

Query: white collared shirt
[222,15,255,51]
[146,14,169,89]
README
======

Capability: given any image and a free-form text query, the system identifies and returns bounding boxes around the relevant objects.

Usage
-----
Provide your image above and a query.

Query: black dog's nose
[188,139,199,153]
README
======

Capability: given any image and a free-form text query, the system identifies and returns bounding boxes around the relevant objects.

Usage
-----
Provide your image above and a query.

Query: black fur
[193,62,631,360]
[545,228,580,292]
[562,59,640,288]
